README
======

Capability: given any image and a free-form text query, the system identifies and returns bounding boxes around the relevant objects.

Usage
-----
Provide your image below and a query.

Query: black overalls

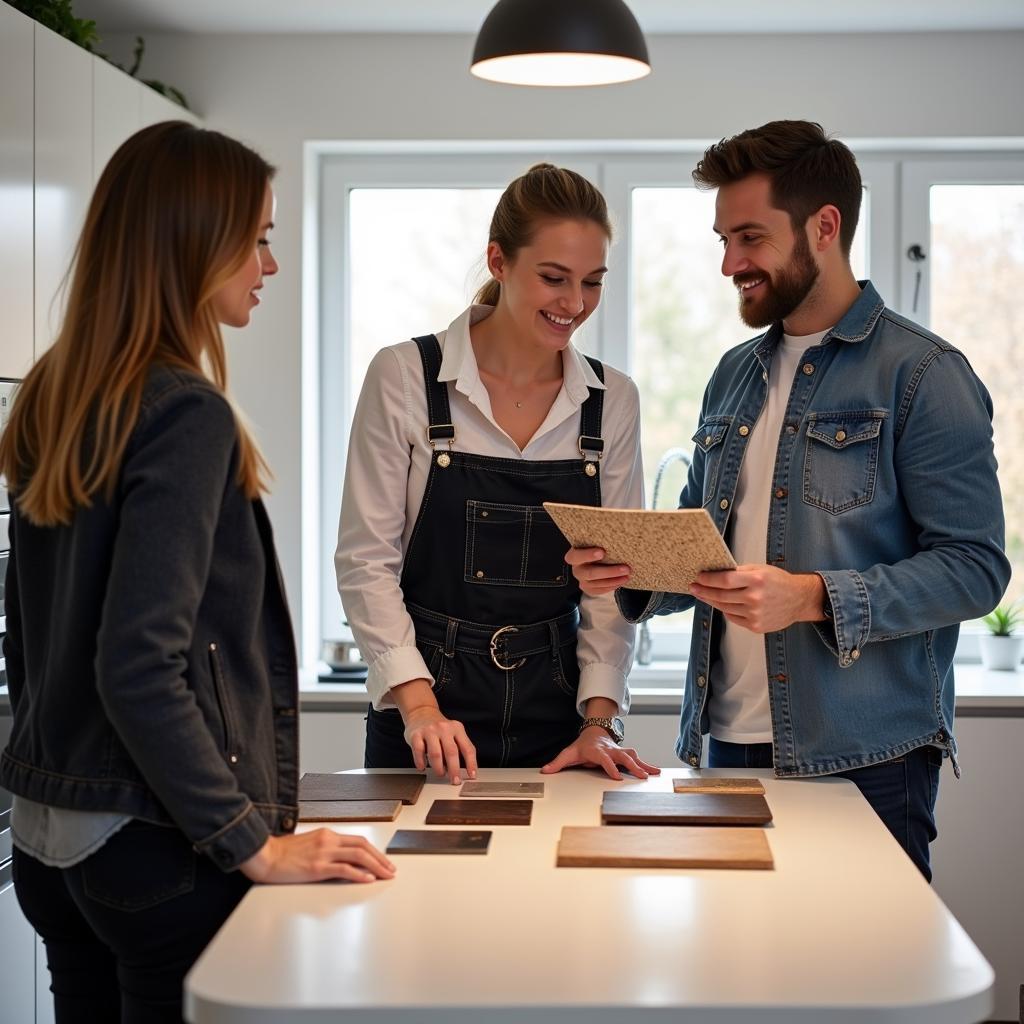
[365,334,606,768]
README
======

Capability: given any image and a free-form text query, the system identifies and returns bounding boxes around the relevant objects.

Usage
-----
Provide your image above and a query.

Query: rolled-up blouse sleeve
[335,348,432,709]
[574,374,644,716]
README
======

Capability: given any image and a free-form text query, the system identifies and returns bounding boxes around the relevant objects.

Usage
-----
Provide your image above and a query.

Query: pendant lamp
[471,0,651,87]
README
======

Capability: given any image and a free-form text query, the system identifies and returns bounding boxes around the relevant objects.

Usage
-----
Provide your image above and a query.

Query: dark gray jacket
[1,366,299,870]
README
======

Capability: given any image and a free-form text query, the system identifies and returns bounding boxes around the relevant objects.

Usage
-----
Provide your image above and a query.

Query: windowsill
[296,661,1024,712]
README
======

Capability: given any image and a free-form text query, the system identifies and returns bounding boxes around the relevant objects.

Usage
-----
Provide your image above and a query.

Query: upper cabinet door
[0,4,35,378]
[93,58,141,184]
[140,87,199,129]
[34,25,93,358]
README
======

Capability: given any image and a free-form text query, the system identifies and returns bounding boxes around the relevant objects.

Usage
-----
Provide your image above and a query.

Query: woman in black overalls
[337,164,658,784]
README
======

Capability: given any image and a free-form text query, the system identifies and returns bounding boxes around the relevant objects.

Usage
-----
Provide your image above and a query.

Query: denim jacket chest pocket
[802,409,888,515]
[691,417,732,507]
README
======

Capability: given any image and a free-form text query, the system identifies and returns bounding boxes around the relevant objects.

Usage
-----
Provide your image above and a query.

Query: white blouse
[336,305,644,713]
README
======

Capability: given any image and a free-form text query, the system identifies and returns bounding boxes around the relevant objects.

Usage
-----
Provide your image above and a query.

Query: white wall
[101,29,1024,659]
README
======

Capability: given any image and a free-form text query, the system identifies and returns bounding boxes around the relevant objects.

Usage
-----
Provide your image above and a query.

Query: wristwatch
[580,716,625,744]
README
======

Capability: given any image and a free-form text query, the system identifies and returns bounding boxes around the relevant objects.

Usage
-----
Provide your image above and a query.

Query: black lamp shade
[471,0,651,87]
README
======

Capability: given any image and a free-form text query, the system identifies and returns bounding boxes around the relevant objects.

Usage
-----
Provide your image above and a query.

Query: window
[310,146,1020,673]
[901,160,1024,612]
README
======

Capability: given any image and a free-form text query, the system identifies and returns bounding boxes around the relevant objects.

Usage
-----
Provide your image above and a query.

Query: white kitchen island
[185,768,993,1023]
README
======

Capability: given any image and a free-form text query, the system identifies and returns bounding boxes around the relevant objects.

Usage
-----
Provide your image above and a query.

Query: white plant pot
[979,634,1024,671]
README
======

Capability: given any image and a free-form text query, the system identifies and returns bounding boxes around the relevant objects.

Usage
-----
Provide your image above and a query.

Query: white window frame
[306,143,1016,677]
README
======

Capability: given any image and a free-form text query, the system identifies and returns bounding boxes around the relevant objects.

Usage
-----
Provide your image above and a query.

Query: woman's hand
[402,705,478,785]
[540,727,660,781]
[564,547,631,596]
[240,831,396,884]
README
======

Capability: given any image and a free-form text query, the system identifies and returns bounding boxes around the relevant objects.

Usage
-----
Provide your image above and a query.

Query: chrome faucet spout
[637,446,693,666]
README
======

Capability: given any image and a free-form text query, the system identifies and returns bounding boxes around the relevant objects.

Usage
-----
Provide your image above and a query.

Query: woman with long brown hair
[0,121,393,1023]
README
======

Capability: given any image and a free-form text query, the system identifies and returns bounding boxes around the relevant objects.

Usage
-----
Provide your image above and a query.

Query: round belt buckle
[489,625,526,671]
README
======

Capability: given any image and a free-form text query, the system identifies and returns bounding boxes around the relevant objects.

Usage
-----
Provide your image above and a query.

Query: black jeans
[708,738,942,882]
[13,820,250,1024]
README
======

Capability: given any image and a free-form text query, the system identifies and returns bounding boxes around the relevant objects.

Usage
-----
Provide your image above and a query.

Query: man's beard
[735,231,820,329]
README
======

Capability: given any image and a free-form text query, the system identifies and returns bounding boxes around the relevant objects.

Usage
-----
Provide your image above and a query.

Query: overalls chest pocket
[802,409,887,515]
[691,417,731,507]
[464,501,569,588]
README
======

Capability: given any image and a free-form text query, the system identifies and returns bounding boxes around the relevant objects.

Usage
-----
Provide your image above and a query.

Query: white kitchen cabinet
[93,57,142,183]
[33,26,94,358]
[0,3,36,379]
[140,85,199,129]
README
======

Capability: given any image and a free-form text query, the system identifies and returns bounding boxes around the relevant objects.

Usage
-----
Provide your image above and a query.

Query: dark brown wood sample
[601,791,772,826]
[424,799,533,826]
[556,826,774,869]
[298,800,401,822]
[386,830,492,855]
[298,773,425,805]
[672,777,765,795]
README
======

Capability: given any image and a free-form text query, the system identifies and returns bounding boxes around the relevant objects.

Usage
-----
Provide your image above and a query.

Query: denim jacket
[1,367,300,870]
[619,282,1009,777]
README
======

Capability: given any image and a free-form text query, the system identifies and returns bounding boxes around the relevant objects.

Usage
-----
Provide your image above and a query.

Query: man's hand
[689,565,825,633]
[565,547,631,596]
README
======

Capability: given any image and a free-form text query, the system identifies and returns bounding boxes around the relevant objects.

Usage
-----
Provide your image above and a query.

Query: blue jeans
[708,738,942,882]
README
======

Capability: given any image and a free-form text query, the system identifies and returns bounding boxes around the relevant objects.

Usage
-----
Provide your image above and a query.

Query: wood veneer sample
[672,777,765,796]
[298,773,425,805]
[459,781,545,798]
[425,799,533,826]
[387,830,492,855]
[298,800,401,822]
[556,826,774,869]
[601,791,772,826]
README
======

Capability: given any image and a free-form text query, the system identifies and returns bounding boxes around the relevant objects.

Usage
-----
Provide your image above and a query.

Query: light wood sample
[601,791,772,826]
[673,777,766,795]
[460,782,545,798]
[298,800,401,822]
[556,826,774,869]
[542,503,736,593]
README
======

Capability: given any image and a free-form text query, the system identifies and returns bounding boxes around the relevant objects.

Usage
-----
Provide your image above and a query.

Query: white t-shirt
[708,328,830,743]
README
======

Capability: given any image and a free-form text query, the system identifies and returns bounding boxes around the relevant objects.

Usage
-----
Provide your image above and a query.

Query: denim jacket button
[282,815,296,830]
[850,648,860,660]
[802,363,815,375]
[719,498,729,510]
[774,487,787,499]
[697,675,707,688]
[738,425,750,437]
[688,755,699,767]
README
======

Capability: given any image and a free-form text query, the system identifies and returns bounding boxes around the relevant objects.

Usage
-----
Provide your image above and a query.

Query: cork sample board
[556,826,774,870]
[425,799,533,826]
[673,777,766,795]
[601,791,773,826]
[298,773,425,805]
[298,800,402,822]
[542,503,736,593]
[460,781,545,798]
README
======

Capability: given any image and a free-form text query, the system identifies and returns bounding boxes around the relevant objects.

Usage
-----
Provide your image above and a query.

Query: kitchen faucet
[635,446,692,665]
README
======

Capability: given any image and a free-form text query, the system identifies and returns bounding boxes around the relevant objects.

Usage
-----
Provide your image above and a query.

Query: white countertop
[185,768,993,1023]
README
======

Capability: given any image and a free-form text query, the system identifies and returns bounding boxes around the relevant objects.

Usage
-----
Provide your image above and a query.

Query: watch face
[611,716,625,741]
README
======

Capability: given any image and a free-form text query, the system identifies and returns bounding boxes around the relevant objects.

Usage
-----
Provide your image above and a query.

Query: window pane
[929,184,1024,604]
[348,188,502,408]
[629,187,869,638]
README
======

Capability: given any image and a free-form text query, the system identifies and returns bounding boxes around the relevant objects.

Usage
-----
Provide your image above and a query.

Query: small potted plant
[980,599,1024,671]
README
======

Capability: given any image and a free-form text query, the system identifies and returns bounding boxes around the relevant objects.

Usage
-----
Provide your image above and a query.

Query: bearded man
[568,120,1009,881]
